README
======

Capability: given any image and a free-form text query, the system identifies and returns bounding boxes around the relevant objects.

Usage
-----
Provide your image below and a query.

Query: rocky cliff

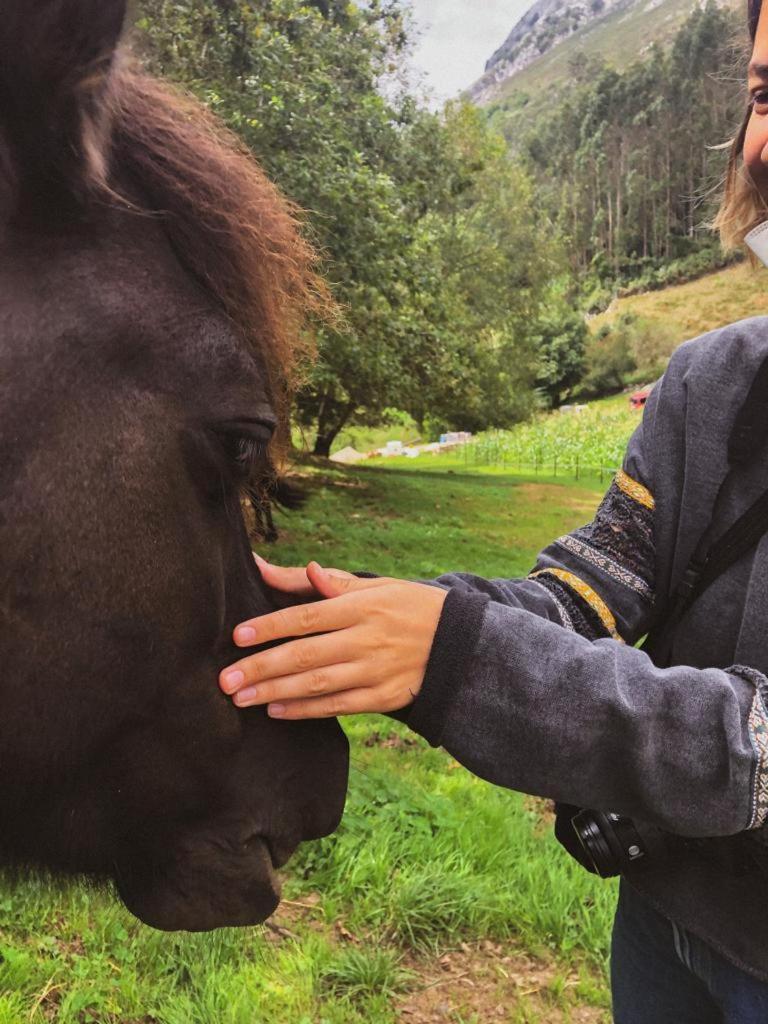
[468,0,633,105]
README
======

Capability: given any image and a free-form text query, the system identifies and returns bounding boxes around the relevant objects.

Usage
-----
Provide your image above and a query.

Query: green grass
[1,461,615,1022]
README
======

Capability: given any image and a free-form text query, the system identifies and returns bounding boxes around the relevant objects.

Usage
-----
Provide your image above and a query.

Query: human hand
[219,558,447,719]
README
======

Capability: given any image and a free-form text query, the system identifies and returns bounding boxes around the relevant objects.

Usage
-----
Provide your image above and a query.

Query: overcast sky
[405,0,530,103]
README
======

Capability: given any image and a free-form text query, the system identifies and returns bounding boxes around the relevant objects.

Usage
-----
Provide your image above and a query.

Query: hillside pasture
[591,261,768,346]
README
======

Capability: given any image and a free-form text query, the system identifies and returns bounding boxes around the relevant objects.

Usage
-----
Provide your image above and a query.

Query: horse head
[0,0,348,931]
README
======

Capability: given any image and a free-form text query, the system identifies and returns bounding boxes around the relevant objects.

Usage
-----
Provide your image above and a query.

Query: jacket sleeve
[406,369,768,840]
[427,404,657,647]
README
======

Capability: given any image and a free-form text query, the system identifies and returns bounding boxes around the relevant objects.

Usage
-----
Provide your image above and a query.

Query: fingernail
[268,703,286,718]
[234,686,260,706]
[221,670,245,693]
[254,553,267,565]
[235,627,257,645]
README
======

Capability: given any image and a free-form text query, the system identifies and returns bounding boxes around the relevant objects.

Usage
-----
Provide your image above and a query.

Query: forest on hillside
[506,0,746,307]
[134,0,750,451]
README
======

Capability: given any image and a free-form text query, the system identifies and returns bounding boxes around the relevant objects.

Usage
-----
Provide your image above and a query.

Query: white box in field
[745,221,768,267]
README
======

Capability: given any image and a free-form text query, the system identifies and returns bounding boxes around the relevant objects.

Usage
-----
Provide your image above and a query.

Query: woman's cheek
[744,110,768,195]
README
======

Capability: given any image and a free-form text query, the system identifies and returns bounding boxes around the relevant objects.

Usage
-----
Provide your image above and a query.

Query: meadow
[361,396,639,486]
[592,260,768,346]
[0,453,622,1024]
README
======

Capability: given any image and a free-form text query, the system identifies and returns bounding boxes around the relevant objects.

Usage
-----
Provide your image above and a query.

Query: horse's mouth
[116,834,287,931]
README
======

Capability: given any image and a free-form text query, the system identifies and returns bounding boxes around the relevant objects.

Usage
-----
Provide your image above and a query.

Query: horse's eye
[233,434,268,471]
[213,420,275,477]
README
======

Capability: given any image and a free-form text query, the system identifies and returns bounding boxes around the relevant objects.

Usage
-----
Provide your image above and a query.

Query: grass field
[1,463,617,1024]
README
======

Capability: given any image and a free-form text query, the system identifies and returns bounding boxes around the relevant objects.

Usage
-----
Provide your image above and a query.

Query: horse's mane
[109,62,335,428]
[0,0,334,439]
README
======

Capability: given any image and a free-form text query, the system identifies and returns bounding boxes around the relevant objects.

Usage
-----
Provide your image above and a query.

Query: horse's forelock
[108,65,338,458]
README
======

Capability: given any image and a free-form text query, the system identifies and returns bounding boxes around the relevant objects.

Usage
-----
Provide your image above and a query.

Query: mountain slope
[470,0,742,125]
[470,0,631,105]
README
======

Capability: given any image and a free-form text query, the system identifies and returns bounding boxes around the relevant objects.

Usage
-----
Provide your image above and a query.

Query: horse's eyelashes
[235,436,266,470]
[212,428,270,478]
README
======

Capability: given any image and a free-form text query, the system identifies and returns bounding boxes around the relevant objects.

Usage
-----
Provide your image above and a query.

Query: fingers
[233,574,393,647]
[232,591,359,650]
[221,627,362,695]
[304,562,391,599]
[232,660,364,708]
[253,555,315,598]
[266,687,399,721]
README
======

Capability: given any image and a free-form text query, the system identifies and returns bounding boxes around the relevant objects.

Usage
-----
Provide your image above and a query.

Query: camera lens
[571,811,649,878]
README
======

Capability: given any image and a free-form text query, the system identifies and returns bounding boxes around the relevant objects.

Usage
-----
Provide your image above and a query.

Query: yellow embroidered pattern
[529,568,624,643]
[616,469,655,511]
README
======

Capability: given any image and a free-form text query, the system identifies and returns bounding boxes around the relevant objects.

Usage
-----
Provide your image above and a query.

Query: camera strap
[643,350,768,667]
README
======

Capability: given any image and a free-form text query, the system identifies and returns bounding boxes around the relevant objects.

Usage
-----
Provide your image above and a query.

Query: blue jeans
[611,880,768,1023]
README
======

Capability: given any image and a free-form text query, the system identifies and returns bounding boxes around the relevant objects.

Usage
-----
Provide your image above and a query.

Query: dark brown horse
[0,0,348,931]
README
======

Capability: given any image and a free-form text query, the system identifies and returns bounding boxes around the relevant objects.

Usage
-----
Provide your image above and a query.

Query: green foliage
[464,396,638,474]
[134,2,565,451]
[514,1,745,301]
[533,303,589,407]
[578,313,676,397]
[580,320,638,397]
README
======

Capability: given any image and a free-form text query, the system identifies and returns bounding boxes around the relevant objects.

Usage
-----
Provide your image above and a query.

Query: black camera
[559,805,768,879]
[556,804,667,878]
[571,811,656,877]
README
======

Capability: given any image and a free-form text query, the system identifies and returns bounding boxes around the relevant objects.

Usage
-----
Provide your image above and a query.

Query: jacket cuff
[406,586,490,747]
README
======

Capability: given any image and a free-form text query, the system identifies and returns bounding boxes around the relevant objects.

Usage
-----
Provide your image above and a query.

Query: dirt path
[397,940,610,1024]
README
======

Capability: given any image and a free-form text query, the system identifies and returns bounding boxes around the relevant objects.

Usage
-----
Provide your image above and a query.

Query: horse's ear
[0,0,127,212]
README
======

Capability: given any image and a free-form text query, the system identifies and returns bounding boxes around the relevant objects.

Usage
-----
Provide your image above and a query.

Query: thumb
[305,561,391,599]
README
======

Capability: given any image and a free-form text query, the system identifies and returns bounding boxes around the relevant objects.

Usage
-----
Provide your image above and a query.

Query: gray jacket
[406,317,768,981]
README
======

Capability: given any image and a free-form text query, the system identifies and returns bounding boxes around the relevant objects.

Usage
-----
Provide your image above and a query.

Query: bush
[578,319,636,397]
[578,313,678,398]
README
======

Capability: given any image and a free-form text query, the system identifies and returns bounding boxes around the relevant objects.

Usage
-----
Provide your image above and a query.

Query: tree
[533,307,588,407]
[516,2,744,294]
[137,3,564,452]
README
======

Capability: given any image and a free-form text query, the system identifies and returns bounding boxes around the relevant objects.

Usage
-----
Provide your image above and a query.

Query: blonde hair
[712,107,768,252]
[713,0,768,253]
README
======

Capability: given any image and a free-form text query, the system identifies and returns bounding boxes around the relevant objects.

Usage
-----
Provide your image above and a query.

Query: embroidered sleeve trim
[616,469,655,511]
[528,578,575,632]
[565,472,655,603]
[730,665,768,831]
[529,568,624,643]
[554,534,654,602]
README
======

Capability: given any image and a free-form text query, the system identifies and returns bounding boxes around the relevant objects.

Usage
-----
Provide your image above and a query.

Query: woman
[220,2,768,1018]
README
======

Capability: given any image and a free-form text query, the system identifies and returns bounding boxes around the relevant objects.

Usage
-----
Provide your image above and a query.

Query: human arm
[222,332,768,838]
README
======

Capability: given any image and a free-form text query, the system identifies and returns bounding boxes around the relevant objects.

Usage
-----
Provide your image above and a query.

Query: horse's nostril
[246,835,294,870]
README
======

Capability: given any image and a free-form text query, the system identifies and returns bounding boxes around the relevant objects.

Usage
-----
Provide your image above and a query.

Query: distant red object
[630,387,652,411]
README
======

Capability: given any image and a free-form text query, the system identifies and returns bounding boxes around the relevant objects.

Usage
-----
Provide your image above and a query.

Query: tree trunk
[312,401,356,458]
